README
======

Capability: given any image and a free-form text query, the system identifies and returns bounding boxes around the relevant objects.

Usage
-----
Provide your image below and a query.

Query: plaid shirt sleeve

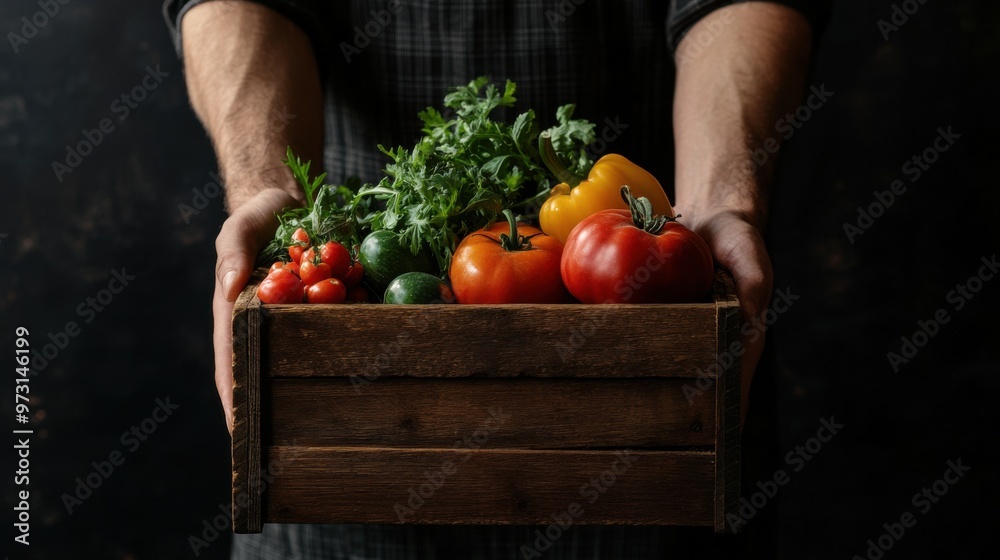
[161,0,327,60]
[667,0,834,50]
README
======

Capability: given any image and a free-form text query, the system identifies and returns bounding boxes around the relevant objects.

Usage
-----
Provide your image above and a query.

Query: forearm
[672,2,812,228]
[181,0,323,210]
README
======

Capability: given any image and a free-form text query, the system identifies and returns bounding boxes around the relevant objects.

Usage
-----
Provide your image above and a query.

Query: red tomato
[449,210,569,304]
[269,261,300,277]
[319,241,351,279]
[288,245,305,264]
[561,187,714,304]
[346,286,369,303]
[292,227,311,245]
[301,247,317,264]
[342,261,364,289]
[306,278,347,304]
[256,268,304,304]
[300,260,332,285]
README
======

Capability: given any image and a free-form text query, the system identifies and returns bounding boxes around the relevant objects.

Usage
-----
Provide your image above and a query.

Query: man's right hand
[213,188,301,433]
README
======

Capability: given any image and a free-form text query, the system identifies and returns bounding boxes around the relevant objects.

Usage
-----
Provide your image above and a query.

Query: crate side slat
[263,447,716,526]
[264,377,715,448]
[713,269,742,533]
[263,303,717,378]
[232,274,264,533]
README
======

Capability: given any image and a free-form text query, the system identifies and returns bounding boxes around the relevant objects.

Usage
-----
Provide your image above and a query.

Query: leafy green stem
[539,133,585,186]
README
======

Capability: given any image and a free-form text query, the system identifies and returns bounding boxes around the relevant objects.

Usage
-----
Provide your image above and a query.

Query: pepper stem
[497,209,534,251]
[621,185,678,235]
[539,134,585,186]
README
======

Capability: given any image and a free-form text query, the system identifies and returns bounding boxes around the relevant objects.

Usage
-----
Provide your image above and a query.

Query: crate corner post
[713,269,742,534]
[231,277,264,533]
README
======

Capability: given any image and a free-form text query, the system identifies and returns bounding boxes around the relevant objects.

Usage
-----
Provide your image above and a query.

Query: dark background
[1,0,997,559]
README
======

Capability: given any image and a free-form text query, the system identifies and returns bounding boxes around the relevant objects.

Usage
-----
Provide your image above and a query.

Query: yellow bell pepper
[539,154,674,243]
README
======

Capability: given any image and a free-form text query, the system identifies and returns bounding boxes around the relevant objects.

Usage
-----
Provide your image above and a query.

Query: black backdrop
[1,1,997,559]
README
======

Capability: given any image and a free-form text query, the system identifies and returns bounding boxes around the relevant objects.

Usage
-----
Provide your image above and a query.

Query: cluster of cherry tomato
[257,228,368,304]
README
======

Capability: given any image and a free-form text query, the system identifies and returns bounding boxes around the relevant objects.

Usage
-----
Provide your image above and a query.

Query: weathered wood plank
[262,303,718,378]
[263,377,716,448]
[713,268,742,533]
[231,271,265,533]
[264,447,716,526]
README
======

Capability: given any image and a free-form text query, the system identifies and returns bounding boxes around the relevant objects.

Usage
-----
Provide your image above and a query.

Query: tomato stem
[496,209,535,251]
[621,185,677,235]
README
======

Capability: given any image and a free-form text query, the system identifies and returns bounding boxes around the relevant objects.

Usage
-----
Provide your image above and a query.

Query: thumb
[690,212,773,322]
[215,188,299,302]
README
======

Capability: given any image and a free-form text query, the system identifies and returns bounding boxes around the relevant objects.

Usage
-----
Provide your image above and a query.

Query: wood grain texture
[231,271,265,533]
[713,269,742,533]
[264,447,716,526]
[263,377,716,448]
[233,268,741,530]
[261,302,717,379]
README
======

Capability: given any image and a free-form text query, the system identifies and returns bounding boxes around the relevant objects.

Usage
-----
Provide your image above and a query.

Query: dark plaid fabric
[163,1,827,558]
[163,0,828,187]
[231,524,666,559]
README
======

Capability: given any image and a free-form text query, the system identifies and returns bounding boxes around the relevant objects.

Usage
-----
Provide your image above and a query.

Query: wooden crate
[232,269,741,533]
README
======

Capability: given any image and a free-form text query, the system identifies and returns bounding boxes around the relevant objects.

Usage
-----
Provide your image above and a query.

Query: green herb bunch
[358,77,597,273]
[259,148,371,264]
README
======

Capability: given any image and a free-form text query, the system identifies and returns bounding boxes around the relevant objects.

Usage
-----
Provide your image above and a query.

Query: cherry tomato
[256,268,304,304]
[342,261,364,289]
[288,245,305,264]
[319,241,352,279]
[561,186,714,304]
[306,278,347,304]
[269,261,300,277]
[346,286,369,303]
[300,260,332,285]
[292,227,311,246]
